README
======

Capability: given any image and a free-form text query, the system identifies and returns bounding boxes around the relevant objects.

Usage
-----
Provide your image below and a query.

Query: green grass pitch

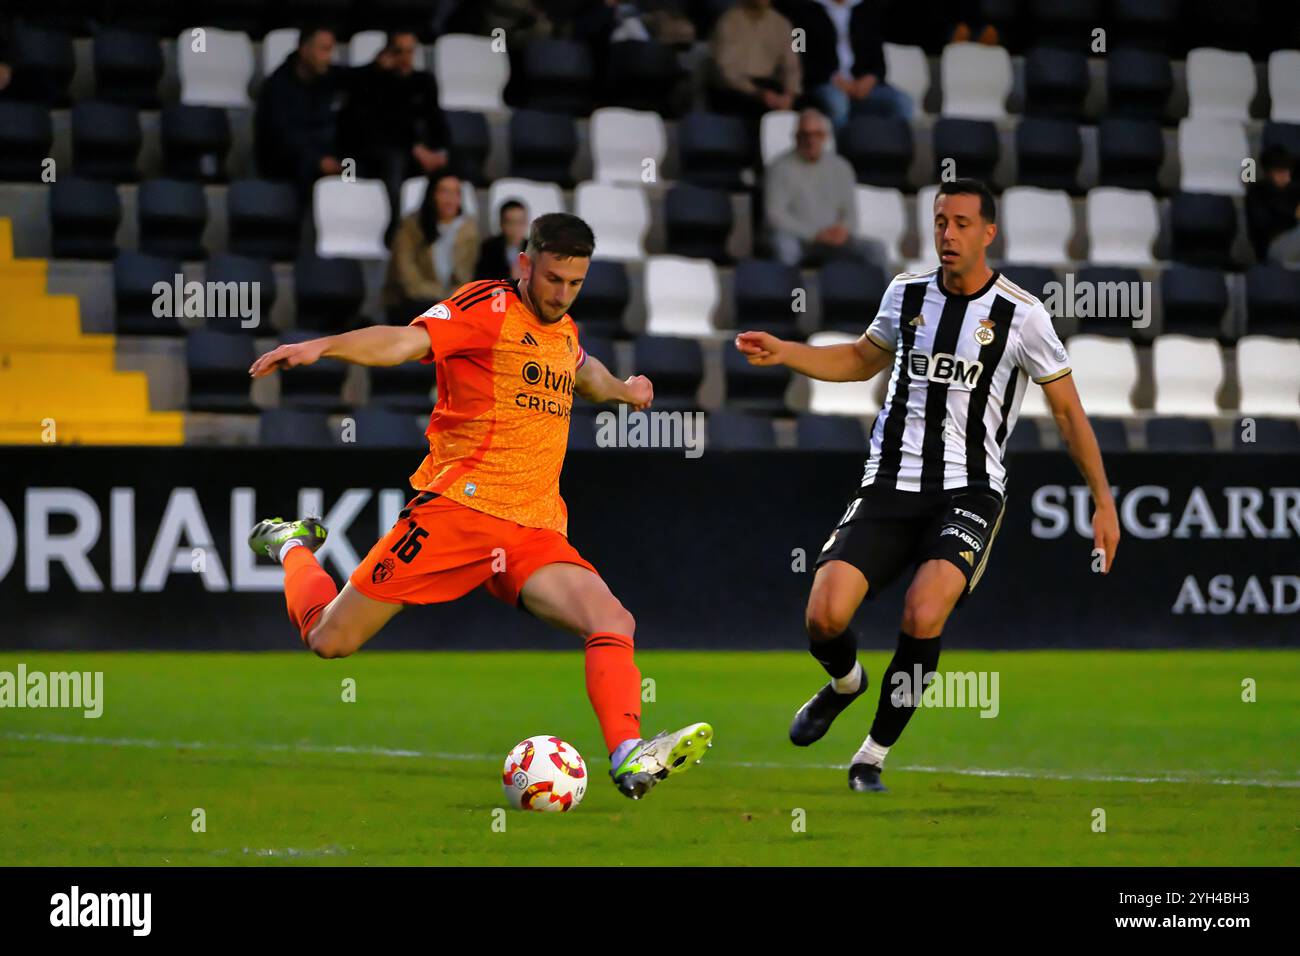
[0,649,1295,866]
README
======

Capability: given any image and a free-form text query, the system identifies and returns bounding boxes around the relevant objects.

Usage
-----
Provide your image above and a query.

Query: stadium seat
[706,411,778,450]
[932,119,999,186]
[1088,417,1130,451]
[1097,118,1165,193]
[204,253,276,332]
[1169,192,1238,268]
[632,336,703,410]
[796,412,868,450]
[177,27,254,108]
[761,111,802,167]
[853,186,905,265]
[1262,121,1300,158]
[367,362,436,413]
[605,40,682,116]
[1004,417,1042,452]
[664,184,733,263]
[575,183,649,263]
[160,104,231,181]
[435,35,508,111]
[338,408,426,449]
[1026,0,1099,49]
[1024,47,1088,119]
[509,109,578,187]
[590,108,667,185]
[520,38,595,115]
[1002,188,1073,265]
[1065,335,1138,416]
[1185,48,1255,121]
[1110,0,1179,53]
[1235,336,1300,417]
[567,409,601,451]
[677,111,751,190]
[723,345,792,413]
[1016,118,1083,193]
[349,31,426,70]
[1068,266,1147,337]
[93,28,164,107]
[1245,264,1300,337]
[1178,119,1249,196]
[138,178,208,260]
[643,256,720,337]
[805,331,883,416]
[114,252,184,334]
[0,102,54,181]
[1152,335,1224,415]
[997,265,1058,303]
[906,184,941,274]
[882,43,930,115]
[227,179,300,260]
[1160,265,1228,338]
[568,260,629,338]
[1085,188,1158,266]
[488,179,565,231]
[71,101,141,182]
[276,330,349,410]
[1268,51,1300,122]
[445,110,491,185]
[313,178,389,260]
[841,116,913,189]
[49,177,122,260]
[1106,48,1173,120]
[294,254,365,331]
[399,177,478,221]
[260,28,298,78]
[940,42,1012,119]
[259,408,333,447]
[1145,417,1215,451]
[818,260,888,334]
[1233,417,1300,451]
[580,335,616,373]
[186,330,256,411]
[9,24,75,105]
[734,259,803,340]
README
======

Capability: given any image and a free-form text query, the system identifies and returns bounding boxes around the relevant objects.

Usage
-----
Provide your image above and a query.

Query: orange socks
[282,545,338,645]
[584,632,642,754]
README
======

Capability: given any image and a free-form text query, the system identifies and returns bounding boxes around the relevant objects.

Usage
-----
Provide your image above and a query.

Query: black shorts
[815,484,1007,602]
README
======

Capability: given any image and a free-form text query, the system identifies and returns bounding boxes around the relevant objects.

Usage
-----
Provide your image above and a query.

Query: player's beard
[524,276,571,324]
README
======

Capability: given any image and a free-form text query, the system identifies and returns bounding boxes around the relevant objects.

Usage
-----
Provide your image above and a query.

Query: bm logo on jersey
[908,351,984,388]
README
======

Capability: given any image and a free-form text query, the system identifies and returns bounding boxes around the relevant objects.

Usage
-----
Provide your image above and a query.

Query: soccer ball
[502,735,588,812]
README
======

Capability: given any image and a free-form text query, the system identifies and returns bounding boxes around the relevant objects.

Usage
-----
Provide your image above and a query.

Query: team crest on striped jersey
[974,318,996,346]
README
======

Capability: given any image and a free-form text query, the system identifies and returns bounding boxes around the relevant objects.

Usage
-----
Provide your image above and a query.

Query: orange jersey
[406,279,587,536]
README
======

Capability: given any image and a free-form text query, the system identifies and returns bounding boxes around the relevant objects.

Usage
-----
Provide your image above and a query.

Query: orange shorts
[348,492,597,607]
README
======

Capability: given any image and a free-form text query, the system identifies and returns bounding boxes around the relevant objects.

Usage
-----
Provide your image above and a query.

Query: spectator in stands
[254,24,346,195]
[476,200,529,281]
[383,171,479,324]
[764,108,876,267]
[782,0,912,129]
[1246,145,1300,265]
[338,29,451,243]
[710,0,802,118]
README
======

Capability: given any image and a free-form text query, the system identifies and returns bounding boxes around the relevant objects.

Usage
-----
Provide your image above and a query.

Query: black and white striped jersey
[860,268,1071,496]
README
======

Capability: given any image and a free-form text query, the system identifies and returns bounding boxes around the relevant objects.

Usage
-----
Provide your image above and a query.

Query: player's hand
[1093,501,1120,573]
[734,330,787,366]
[623,374,653,411]
[249,338,329,378]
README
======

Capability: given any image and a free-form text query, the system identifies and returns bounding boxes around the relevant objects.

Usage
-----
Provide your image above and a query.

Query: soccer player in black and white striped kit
[735,179,1121,792]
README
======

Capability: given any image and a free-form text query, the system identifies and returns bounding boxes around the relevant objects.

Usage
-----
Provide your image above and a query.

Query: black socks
[868,631,942,747]
[808,627,858,680]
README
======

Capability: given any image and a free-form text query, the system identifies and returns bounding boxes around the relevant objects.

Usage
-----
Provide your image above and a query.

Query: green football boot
[612,722,714,799]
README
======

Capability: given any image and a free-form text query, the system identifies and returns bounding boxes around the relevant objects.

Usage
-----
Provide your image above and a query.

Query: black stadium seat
[1233,418,1300,451]
[93,28,164,108]
[1145,417,1215,451]
[137,178,208,260]
[71,101,141,182]
[113,252,184,335]
[734,258,803,340]
[49,176,121,260]
[842,116,913,189]
[1261,121,1300,159]
[227,179,301,261]
[796,413,866,451]
[579,335,615,372]
[933,119,999,187]
[1106,48,1173,120]
[1170,192,1238,269]
[1110,0,1180,53]
[1089,417,1130,451]
[1073,266,1145,338]
[1245,264,1300,337]
[1024,47,1088,119]
[259,409,333,448]
[276,330,349,411]
[1097,118,1164,193]
[445,111,491,185]
[1161,265,1229,339]
[1004,418,1042,452]
[204,254,276,332]
[187,330,256,412]
[664,185,734,263]
[706,411,777,450]
[160,105,231,182]
[678,111,750,190]
[339,408,426,449]
[367,362,436,413]
[9,25,75,106]
[294,254,365,331]
[998,265,1058,303]
[632,336,703,411]
[568,260,629,338]
[0,102,54,181]
[1026,0,1099,49]
[818,260,887,334]
[520,38,595,115]
[723,345,792,414]
[606,41,683,116]
[1016,117,1083,193]
[508,109,577,187]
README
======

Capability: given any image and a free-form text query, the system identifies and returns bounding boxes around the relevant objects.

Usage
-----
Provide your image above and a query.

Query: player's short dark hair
[296,22,336,46]
[499,200,526,223]
[937,178,998,224]
[526,213,595,260]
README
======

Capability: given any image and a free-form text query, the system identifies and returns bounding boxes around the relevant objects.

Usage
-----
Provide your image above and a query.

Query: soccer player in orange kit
[246,214,712,799]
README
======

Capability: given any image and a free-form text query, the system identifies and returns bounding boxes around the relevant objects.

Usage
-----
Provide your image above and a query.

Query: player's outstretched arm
[575,354,653,411]
[249,326,430,378]
[1042,374,1121,573]
[733,330,891,382]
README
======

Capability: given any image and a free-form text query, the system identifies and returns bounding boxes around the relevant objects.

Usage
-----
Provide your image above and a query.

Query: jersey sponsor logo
[952,506,989,528]
[940,526,983,551]
[422,303,451,320]
[908,351,984,387]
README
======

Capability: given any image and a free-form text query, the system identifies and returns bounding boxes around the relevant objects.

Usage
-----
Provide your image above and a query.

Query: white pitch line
[4,731,1298,790]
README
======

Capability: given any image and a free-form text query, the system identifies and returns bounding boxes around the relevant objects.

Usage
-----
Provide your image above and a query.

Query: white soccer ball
[501,735,588,812]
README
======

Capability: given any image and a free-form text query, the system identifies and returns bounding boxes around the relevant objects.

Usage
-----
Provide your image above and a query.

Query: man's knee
[805,600,854,642]
[306,620,357,659]
[901,592,960,637]
[587,601,635,640]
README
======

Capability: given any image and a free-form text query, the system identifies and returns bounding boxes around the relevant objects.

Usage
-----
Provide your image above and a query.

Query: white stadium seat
[487,178,564,234]
[399,177,479,220]
[1268,50,1300,122]
[574,182,649,261]
[643,256,720,337]
[1152,335,1224,416]
[1002,187,1073,265]
[905,185,940,275]
[1063,335,1139,417]
[806,331,884,417]
[1178,119,1249,196]
[853,186,906,265]
[590,108,667,184]
[1236,336,1300,416]
[434,34,508,111]
[261,28,298,78]
[760,110,835,166]
[347,31,427,69]
[1186,48,1256,121]
[940,42,1012,119]
[178,27,254,108]
[1086,187,1158,267]
[883,43,930,115]
[313,178,389,259]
